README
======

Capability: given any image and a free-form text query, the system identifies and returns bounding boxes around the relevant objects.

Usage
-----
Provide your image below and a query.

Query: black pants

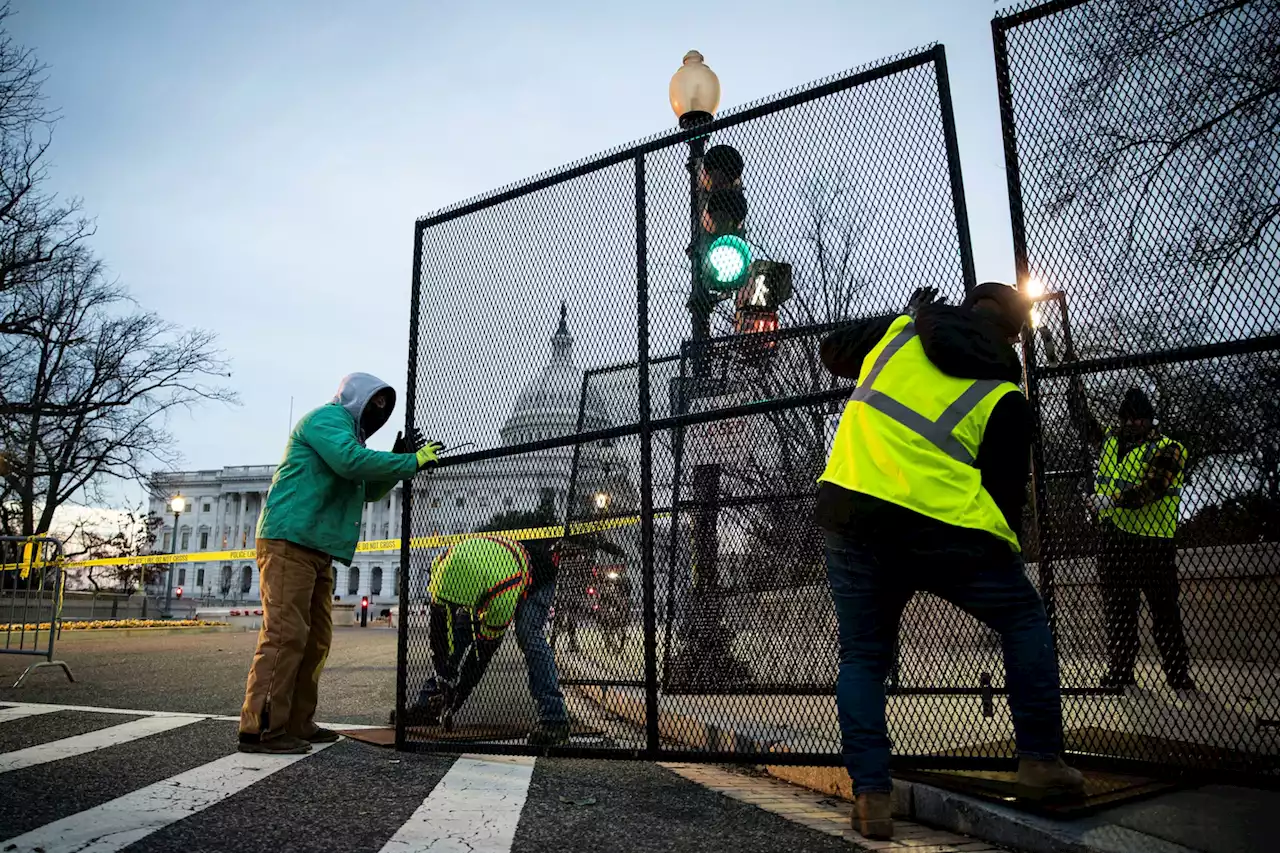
[1097,524,1191,686]
[416,601,501,714]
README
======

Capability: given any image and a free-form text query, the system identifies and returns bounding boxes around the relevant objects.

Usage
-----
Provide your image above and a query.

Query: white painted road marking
[378,754,536,853]
[0,700,384,729]
[0,715,200,773]
[0,704,63,724]
[1,741,336,853]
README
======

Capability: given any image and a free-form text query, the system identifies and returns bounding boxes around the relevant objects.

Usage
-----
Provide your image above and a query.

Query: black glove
[906,286,942,318]
[392,428,427,454]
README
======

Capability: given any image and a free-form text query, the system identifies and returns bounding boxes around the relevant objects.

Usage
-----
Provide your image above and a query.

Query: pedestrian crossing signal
[175,587,183,599]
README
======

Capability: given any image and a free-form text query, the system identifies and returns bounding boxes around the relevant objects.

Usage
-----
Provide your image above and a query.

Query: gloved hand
[906,286,943,318]
[416,440,445,469]
[393,428,427,455]
[1084,494,1115,514]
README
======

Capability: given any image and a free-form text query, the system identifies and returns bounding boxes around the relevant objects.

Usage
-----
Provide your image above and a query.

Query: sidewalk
[559,626,1280,853]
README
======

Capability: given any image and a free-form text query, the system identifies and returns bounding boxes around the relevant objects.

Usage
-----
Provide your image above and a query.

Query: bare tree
[63,507,164,612]
[694,171,879,588]
[0,2,93,336]
[0,255,237,537]
[1044,0,1278,291]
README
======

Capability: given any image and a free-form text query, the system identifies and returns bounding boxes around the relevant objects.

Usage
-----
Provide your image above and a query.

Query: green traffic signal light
[704,234,752,289]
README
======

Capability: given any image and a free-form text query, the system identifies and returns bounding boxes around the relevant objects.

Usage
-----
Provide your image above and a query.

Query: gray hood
[332,372,395,445]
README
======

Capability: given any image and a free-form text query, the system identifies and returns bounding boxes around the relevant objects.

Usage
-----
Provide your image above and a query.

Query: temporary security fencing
[996,0,1280,782]
[0,536,75,687]
[398,43,976,764]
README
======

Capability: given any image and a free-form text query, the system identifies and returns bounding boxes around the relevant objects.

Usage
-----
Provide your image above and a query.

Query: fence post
[993,15,1059,647]
[635,152,659,757]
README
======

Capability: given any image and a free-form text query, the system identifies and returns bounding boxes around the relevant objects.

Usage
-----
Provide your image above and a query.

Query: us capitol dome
[411,301,637,538]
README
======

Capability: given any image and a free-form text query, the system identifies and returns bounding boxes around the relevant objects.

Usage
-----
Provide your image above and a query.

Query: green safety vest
[1095,434,1184,539]
[818,315,1023,551]
[427,536,531,638]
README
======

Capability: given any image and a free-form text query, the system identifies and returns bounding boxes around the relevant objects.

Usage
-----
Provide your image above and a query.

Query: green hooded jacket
[256,373,419,565]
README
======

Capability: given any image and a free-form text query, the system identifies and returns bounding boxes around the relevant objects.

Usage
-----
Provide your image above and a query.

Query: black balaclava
[360,388,395,440]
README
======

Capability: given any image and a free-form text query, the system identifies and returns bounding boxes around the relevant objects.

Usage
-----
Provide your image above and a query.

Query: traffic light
[360,596,369,627]
[175,587,183,600]
[697,144,751,292]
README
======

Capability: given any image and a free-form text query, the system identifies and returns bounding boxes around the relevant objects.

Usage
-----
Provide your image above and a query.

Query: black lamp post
[666,51,747,689]
[163,494,185,618]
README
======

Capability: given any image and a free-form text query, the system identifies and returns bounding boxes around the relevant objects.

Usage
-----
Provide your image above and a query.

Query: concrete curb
[570,683,1193,853]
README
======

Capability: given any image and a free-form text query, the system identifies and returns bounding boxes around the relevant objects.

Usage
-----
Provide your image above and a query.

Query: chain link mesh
[997,0,1280,776]
[397,44,989,764]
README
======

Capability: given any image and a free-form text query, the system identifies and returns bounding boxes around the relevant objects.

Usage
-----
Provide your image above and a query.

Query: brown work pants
[239,538,334,740]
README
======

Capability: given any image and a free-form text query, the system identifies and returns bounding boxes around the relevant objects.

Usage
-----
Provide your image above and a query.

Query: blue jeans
[515,582,567,724]
[824,530,1063,793]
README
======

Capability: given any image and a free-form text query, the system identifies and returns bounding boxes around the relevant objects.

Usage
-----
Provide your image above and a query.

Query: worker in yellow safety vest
[816,282,1084,840]
[1069,382,1192,692]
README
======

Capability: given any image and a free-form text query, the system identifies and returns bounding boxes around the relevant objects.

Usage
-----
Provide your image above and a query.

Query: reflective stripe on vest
[819,315,1022,551]
[1095,434,1185,539]
[849,323,1007,465]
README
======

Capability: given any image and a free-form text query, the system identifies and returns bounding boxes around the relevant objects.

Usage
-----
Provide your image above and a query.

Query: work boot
[852,792,893,840]
[1016,756,1086,800]
[302,727,341,744]
[390,696,445,728]
[527,720,571,747]
[1099,671,1137,691]
[237,733,312,755]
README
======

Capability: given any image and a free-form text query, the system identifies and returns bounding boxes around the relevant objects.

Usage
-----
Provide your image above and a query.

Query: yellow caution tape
[2,512,667,571]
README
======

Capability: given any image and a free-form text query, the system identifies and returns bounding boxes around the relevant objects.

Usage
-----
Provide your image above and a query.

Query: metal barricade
[0,536,75,687]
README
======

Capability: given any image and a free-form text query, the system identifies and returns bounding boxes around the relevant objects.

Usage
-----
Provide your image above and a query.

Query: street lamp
[163,494,186,617]
[593,491,611,512]
[668,52,748,689]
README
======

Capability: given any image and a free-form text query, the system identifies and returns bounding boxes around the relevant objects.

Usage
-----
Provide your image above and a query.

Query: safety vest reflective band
[819,315,1023,551]
[1095,435,1184,539]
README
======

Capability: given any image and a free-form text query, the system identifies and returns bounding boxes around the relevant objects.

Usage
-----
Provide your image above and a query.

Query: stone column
[233,491,244,549]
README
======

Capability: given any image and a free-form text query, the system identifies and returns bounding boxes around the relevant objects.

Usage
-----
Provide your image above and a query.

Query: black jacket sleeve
[820,315,896,379]
[976,393,1033,534]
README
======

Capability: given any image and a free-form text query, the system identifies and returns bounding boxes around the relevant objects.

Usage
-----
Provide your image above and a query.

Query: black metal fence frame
[994,0,1280,785]
[394,44,981,764]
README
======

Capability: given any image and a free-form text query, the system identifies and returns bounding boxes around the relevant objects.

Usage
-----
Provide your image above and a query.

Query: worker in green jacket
[399,535,532,729]
[239,372,440,754]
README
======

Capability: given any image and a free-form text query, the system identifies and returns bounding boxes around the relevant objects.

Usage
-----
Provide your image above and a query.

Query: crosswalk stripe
[377,754,536,853]
[0,701,385,730]
[0,715,200,774]
[0,705,63,724]
[2,741,337,853]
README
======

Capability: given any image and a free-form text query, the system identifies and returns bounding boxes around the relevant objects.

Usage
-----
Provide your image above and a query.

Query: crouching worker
[238,373,440,754]
[398,536,532,729]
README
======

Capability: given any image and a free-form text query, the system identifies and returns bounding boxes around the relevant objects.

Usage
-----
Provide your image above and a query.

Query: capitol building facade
[147,305,636,606]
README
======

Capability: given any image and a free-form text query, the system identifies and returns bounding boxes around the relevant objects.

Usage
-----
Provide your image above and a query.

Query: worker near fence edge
[397,535,532,729]
[1067,382,1193,693]
[816,282,1084,840]
[238,373,441,755]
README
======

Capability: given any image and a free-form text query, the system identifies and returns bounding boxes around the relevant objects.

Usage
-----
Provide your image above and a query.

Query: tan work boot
[853,791,893,840]
[1016,756,1086,800]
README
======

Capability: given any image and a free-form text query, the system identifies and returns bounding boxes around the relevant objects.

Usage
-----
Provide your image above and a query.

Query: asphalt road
[0,628,875,852]
[0,705,862,853]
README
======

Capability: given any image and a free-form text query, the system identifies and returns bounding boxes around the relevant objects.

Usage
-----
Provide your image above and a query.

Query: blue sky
[10,0,1018,508]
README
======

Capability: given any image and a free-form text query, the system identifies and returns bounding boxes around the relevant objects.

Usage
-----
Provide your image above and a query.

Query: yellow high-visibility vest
[818,315,1023,551]
[1095,435,1184,539]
